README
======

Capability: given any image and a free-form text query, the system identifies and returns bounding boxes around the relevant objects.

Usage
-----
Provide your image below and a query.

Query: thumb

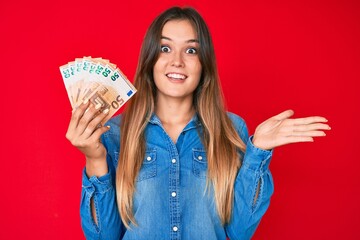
[100,125,111,135]
[272,109,294,120]
[91,125,111,142]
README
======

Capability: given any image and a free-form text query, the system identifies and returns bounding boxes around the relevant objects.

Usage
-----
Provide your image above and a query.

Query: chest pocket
[137,149,157,182]
[192,148,208,179]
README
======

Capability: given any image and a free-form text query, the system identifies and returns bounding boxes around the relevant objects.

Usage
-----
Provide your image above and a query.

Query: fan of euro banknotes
[59,57,136,123]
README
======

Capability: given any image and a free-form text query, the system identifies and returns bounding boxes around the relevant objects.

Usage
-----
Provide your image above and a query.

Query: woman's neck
[155,95,195,126]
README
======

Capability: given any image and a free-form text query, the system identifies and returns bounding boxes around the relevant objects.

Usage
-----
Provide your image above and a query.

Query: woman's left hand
[252,110,331,150]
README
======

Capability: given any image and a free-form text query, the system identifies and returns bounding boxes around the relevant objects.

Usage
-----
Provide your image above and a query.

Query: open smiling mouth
[166,73,188,81]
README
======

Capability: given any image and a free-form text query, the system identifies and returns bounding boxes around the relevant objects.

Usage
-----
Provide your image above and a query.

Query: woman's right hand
[66,99,111,175]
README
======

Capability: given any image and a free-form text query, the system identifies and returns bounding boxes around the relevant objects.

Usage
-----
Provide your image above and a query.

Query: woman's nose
[170,51,184,67]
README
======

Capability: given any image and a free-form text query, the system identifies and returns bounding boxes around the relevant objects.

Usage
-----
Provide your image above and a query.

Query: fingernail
[106,125,110,129]
[83,98,88,104]
[95,103,102,110]
[103,108,109,114]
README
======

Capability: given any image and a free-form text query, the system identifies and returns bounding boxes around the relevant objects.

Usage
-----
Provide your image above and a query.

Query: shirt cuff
[243,136,273,172]
[82,168,113,195]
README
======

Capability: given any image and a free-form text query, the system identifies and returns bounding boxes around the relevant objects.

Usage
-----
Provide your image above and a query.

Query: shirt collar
[148,113,202,131]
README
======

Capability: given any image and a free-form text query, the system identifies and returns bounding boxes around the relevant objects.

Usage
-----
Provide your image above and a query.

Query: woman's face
[153,19,202,101]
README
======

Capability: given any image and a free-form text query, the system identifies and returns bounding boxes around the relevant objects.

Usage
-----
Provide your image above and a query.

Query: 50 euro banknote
[60,57,136,124]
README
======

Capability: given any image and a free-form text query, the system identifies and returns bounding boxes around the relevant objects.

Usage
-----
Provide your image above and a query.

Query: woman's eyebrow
[187,39,199,43]
[161,36,199,43]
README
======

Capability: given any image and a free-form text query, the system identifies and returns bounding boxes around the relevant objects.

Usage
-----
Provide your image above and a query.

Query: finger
[76,103,103,136]
[87,125,111,144]
[292,116,328,125]
[101,112,112,126]
[293,123,331,132]
[272,109,294,121]
[67,99,90,136]
[289,130,326,137]
[82,108,110,139]
[279,136,314,146]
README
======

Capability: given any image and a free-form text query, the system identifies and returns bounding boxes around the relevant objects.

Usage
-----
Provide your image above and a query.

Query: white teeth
[166,73,186,79]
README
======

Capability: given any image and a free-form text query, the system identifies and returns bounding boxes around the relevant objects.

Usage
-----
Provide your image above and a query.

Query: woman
[66,7,330,240]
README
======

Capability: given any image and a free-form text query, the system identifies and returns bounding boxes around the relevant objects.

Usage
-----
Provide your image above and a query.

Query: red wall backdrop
[1,0,359,239]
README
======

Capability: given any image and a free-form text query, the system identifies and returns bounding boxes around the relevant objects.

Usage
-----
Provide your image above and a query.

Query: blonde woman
[66,7,330,240]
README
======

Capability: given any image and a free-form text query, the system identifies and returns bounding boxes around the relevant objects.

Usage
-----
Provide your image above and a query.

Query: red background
[1,0,359,239]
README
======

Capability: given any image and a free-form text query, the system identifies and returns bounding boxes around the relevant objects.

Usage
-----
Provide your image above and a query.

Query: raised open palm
[252,110,331,150]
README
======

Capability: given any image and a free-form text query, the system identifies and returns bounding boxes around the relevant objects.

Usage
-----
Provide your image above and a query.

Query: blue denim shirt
[81,112,274,240]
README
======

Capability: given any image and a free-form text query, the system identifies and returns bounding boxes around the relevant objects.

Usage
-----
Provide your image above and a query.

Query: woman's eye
[161,46,171,53]
[186,48,197,54]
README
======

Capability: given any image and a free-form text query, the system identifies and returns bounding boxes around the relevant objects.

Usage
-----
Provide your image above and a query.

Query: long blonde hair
[117,6,246,228]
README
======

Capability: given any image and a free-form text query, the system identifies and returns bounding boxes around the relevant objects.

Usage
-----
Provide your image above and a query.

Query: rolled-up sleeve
[226,114,274,240]
[80,116,123,239]
[80,163,122,239]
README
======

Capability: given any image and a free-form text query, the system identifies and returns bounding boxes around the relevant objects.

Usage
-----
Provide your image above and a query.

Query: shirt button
[173,226,178,232]
[198,156,203,160]
[172,159,176,164]
[171,192,177,197]
[146,156,151,161]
